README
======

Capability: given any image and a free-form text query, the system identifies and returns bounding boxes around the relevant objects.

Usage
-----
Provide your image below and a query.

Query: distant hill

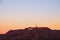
[0,27,60,40]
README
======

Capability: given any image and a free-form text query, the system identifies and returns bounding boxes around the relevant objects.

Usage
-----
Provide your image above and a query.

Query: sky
[0,0,60,34]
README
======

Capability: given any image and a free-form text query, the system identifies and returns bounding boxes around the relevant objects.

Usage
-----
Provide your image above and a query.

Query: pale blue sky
[0,0,60,18]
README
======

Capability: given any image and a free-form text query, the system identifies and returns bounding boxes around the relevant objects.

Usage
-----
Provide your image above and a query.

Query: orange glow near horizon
[0,16,60,34]
[0,22,60,34]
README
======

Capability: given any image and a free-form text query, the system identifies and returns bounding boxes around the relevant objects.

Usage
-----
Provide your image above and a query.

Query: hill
[0,27,60,40]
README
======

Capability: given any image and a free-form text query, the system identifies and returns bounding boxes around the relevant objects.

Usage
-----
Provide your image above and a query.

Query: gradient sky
[0,0,60,34]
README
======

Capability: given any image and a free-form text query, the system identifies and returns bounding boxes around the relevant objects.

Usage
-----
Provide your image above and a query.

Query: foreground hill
[0,27,60,40]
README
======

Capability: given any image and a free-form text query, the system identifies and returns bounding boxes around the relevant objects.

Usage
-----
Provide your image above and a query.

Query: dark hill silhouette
[0,27,60,40]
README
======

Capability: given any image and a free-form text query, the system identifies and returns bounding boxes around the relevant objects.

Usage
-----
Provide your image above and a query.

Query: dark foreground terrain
[0,27,60,40]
